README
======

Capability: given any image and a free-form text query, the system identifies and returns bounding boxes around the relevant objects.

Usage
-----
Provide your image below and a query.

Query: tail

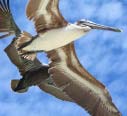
[0,0,20,39]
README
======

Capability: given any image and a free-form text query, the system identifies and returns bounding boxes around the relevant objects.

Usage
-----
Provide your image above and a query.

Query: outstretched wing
[47,43,121,116]
[26,0,67,32]
[0,0,20,38]
[0,0,74,103]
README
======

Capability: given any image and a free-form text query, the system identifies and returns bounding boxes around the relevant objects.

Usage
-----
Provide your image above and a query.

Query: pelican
[16,0,121,54]
[0,0,73,101]
[15,0,122,115]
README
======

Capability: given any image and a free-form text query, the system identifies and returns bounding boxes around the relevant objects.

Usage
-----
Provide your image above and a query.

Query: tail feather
[0,0,20,39]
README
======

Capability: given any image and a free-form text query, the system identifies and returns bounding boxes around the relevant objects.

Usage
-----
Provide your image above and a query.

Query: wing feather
[39,81,74,102]
[47,43,121,116]
[26,0,67,32]
[0,0,20,38]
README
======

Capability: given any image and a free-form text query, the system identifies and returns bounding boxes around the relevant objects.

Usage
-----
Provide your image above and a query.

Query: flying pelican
[16,0,121,55]
[15,0,122,115]
[0,0,73,101]
[15,0,122,116]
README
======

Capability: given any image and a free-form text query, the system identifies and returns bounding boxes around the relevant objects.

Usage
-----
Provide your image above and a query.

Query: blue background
[0,0,127,116]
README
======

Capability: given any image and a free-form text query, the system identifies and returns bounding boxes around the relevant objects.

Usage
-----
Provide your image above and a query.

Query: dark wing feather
[26,0,67,32]
[47,43,121,116]
[0,0,20,38]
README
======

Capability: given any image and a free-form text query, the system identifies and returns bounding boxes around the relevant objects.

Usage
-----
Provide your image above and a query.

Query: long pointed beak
[80,20,122,32]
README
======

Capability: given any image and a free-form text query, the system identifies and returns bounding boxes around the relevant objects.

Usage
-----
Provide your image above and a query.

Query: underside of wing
[39,80,73,102]
[47,43,121,116]
[26,0,67,32]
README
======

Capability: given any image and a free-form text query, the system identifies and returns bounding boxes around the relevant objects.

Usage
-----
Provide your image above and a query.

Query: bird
[15,0,122,116]
[15,0,121,56]
[0,0,72,102]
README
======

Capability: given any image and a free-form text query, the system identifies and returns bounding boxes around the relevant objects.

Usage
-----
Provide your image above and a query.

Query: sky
[0,0,127,116]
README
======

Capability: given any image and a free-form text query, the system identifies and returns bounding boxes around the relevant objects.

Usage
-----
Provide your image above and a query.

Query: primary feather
[0,0,20,37]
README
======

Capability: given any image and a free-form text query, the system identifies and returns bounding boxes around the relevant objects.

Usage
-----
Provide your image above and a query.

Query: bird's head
[75,19,122,32]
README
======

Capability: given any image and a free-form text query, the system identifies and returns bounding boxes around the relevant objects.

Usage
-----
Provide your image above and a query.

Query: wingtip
[117,29,123,32]
[112,28,123,32]
[11,79,28,93]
